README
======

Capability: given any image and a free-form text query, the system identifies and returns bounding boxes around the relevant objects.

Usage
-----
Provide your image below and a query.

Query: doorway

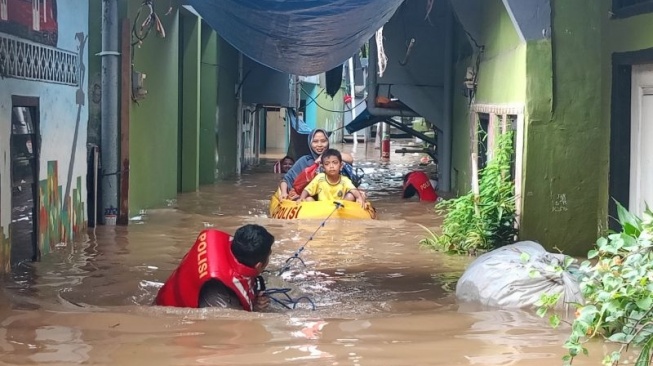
[10,97,40,265]
[265,108,287,151]
[477,113,490,172]
[629,64,653,217]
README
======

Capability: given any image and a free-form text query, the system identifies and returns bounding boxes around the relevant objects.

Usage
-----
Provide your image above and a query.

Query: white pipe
[348,58,357,146]
[236,53,243,174]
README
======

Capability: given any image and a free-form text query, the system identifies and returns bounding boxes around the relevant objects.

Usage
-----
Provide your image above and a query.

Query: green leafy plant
[420,130,517,254]
[537,201,653,366]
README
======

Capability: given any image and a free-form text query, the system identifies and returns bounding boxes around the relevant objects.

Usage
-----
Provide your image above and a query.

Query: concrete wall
[519,0,602,255]
[199,22,219,185]
[450,0,526,194]
[0,0,89,270]
[450,20,475,195]
[301,83,346,141]
[179,13,201,193]
[216,36,239,180]
[126,1,180,214]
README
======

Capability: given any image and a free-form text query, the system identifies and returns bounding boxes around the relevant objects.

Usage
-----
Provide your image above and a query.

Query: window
[612,0,653,18]
[477,113,490,172]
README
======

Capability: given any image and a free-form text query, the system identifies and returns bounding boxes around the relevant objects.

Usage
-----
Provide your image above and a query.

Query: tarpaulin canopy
[186,0,405,76]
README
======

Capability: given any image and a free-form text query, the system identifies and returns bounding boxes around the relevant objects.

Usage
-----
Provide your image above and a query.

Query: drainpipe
[439,0,454,193]
[99,0,120,225]
[236,52,243,174]
[348,57,358,145]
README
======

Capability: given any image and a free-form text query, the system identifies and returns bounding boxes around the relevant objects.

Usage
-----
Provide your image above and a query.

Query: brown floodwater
[0,141,611,365]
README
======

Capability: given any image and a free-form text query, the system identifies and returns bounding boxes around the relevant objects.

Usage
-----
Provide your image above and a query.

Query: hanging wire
[300,86,367,114]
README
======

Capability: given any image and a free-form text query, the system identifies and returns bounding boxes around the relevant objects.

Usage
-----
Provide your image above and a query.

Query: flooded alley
[0,142,606,365]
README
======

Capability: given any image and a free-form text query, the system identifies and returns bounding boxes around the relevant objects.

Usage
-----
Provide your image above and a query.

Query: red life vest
[402,171,438,202]
[154,229,259,311]
[292,162,320,193]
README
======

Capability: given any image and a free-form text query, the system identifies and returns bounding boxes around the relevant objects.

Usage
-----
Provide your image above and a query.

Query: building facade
[0,0,89,271]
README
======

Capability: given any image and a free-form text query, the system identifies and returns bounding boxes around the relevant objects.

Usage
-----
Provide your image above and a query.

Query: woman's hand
[279,190,289,200]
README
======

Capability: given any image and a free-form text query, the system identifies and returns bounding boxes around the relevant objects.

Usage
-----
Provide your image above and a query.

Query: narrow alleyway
[0,141,607,365]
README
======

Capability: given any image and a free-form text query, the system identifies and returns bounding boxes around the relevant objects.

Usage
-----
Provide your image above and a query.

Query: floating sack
[455,241,584,309]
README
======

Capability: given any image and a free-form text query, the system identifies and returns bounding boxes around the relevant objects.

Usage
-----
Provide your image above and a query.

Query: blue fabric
[186,0,404,75]
[283,155,316,187]
[345,108,387,134]
[287,109,312,135]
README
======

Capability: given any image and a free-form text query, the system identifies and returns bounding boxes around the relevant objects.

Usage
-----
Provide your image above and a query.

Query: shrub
[537,201,653,366]
[420,130,517,254]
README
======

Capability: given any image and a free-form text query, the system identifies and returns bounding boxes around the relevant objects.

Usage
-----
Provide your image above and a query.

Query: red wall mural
[0,0,58,47]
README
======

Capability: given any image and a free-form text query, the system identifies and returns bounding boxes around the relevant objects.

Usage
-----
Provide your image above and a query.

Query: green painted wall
[127,2,180,214]
[450,0,525,195]
[519,1,603,255]
[216,37,239,180]
[179,14,201,192]
[474,0,527,104]
[451,16,474,195]
[199,23,219,185]
[314,89,345,136]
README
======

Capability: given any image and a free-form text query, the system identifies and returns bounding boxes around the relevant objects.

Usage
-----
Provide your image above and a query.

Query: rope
[277,201,344,276]
[264,288,317,311]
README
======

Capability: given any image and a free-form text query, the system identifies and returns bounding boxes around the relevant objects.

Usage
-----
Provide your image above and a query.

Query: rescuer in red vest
[155,224,275,311]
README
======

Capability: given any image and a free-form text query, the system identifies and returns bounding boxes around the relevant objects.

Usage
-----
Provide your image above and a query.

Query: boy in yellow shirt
[299,149,366,207]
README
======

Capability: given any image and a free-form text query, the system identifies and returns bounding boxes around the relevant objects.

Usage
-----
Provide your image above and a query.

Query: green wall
[216,37,239,180]
[315,88,346,137]
[450,0,525,195]
[127,1,180,214]
[474,0,527,104]
[199,23,219,185]
[179,14,201,192]
[519,0,603,255]
[451,17,474,195]
[450,0,606,255]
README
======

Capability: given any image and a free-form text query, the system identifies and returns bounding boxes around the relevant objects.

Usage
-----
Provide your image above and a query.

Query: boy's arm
[349,188,364,201]
[300,175,319,200]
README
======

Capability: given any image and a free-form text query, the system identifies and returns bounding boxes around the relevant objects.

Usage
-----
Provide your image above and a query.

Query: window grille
[0,33,78,86]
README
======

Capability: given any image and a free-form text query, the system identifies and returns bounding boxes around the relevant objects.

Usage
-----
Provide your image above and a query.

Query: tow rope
[277,201,343,276]
[263,201,344,310]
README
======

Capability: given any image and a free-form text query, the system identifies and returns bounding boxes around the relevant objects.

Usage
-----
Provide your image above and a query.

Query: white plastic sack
[455,241,583,309]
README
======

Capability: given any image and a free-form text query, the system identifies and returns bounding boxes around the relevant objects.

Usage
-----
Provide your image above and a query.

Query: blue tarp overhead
[186,0,405,76]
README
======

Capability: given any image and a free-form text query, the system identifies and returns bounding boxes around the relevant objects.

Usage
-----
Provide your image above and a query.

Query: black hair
[281,155,294,163]
[231,224,275,268]
[321,148,342,163]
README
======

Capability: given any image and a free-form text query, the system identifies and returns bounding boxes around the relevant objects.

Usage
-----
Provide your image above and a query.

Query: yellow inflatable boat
[269,192,376,220]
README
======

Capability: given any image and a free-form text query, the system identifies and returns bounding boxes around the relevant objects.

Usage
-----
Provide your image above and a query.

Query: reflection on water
[0,142,609,365]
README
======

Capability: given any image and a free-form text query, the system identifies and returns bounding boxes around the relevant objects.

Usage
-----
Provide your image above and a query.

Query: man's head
[231,224,275,273]
[321,149,343,178]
